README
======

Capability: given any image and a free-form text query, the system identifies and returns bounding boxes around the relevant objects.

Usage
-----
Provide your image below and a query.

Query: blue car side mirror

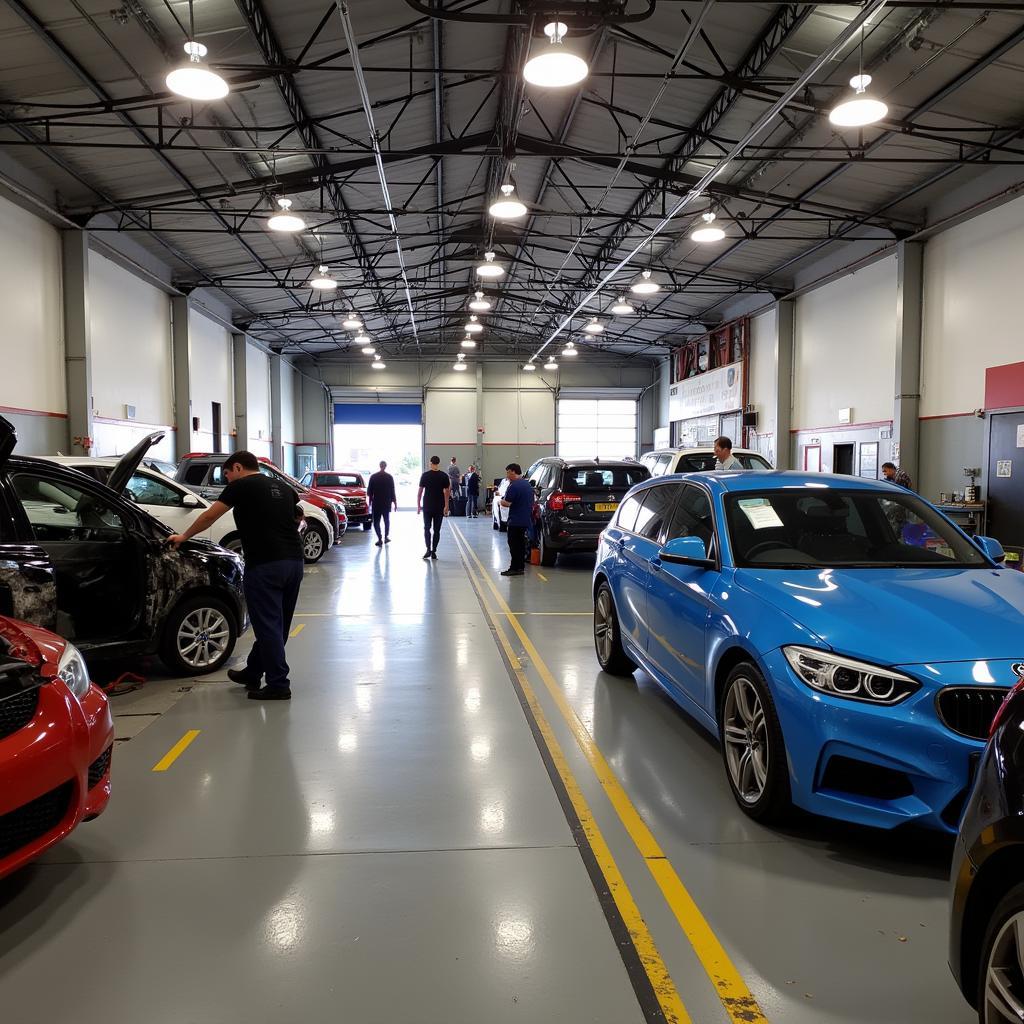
[659,535,713,568]
[975,535,1006,563]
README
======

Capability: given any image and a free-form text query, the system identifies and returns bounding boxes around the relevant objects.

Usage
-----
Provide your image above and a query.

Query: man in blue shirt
[499,463,534,577]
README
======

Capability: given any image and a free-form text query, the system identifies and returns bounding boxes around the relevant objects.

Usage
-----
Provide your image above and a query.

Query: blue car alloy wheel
[592,471,1024,832]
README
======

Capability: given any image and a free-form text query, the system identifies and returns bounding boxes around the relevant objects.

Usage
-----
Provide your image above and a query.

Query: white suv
[640,447,772,477]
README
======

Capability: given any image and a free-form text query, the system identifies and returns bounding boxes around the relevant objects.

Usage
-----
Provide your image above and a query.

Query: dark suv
[527,458,650,566]
[0,419,247,675]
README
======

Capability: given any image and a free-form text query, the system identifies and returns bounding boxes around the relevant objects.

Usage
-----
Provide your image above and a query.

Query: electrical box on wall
[124,404,136,420]
[192,416,200,432]
[838,408,853,424]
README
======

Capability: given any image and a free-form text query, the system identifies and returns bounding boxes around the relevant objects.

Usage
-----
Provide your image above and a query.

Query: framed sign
[859,441,879,479]
[669,361,743,421]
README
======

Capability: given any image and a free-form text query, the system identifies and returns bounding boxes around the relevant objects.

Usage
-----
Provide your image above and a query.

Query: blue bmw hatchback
[592,471,1024,832]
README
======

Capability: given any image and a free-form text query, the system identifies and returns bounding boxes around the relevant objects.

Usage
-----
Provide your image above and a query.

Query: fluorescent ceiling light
[610,297,634,315]
[464,315,483,334]
[353,333,371,345]
[523,22,588,88]
[583,317,603,334]
[562,344,578,356]
[630,269,660,295]
[342,313,363,329]
[476,251,505,278]
[469,291,492,312]
[461,336,477,349]
[267,197,305,233]
[166,41,229,101]
[543,358,558,371]
[453,362,469,372]
[371,360,385,370]
[829,74,888,128]
[310,265,337,291]
[489,183,527,220]
[522,363,536,372]
[690,211,726,243]
[361,346,376,355]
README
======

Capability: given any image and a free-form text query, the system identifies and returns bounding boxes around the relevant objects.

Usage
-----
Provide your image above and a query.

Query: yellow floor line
[451,528,689,1024]
[290,623,306,638]
[152,730,201,772]
[537,572,549,582]
[452,524,768,1024]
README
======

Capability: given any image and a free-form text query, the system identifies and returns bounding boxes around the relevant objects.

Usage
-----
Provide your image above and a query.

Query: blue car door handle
[650,557,662,571]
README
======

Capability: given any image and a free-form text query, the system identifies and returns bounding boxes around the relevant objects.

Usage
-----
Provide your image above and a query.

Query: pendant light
[361,346,376,355]
[489,183,527,220]
[371,359,386,370]
[267,197,305,233]
[583,316,603,335]
[523,22,588,88]
[453,353,469,372]
[543,357,558,371]
[630,269,660,296]
[691,211,726,243]
[476,251,505,279]
[562,342,578,357]
[522,362,536,372]
[353,333,371,345]
[342,312,363,330]
[461,335,477,349]
[309,265,337,291]
[469,291,492,312]
[830,74,888,127]
[610,296,634,315]
[166,40,229,101]
[464,315,484,334]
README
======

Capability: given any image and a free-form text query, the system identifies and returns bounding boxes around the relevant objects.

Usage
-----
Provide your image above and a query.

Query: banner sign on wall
[669,361,743,422]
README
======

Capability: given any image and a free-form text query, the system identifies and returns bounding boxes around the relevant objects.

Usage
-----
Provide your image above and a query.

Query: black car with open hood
[0,417,247,675]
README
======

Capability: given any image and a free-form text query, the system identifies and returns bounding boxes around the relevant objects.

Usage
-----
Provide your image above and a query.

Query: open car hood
[107,431,167,495]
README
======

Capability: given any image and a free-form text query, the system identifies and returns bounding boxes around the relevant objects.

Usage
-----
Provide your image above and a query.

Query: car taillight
[990,677,1024,736]
[548,492,581,511]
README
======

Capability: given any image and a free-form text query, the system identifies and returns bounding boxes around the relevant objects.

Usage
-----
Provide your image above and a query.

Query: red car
[299,470,372,530]
[0,616,113,879]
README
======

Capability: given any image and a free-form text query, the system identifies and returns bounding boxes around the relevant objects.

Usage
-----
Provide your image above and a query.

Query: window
[563,466,647,490]
[655,453,674,476]
[557,399,637,460]
[12,474,125,543]
[634,485,677,540]
[300,473,313,486]
[314,473,364,487]
[615,493,644,533]
[126,472,188,508]
[182,464,209,486]
[664,485,715,552]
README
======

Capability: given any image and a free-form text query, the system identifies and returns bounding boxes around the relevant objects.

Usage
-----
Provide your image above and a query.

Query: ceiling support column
[61,230,93,455]
[171,295,192,462]
[270,353,284,470]
[894,241,924,484]
[773,299,795,470]
[233,333,248,456]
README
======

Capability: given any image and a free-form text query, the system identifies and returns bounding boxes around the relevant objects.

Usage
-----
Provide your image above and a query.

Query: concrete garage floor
[0,513,972,1024]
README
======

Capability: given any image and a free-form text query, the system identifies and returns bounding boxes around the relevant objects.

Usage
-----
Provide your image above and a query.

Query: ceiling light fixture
[543,358,559,371]
[461,335,477,349]
[690,211,726,243]
[309,265,337,291]
[522,362,536,372]
[562,342,578,356]
[353,333,371,345]
[476,251,505,279]
[361,346,376,355]
[610,296,634,315]
[166,40,229,101]
[630,269,660,296]
[464,315,484,334]
[267,197,305,233]
[469,291,492,312]
[583,316,603,334]
[829,73,888,127]
[342,313,363,330]
[489,183,528,220]
[523,22,588,88]
[371,359,385,370]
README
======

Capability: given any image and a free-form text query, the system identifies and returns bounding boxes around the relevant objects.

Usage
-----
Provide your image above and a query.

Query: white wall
[188,308,234,451]
[279,358,299,473]
[89,252,174,458]
[793,255,897,430]
[921,195,1024,417]
[0,194,64,419]
[245,342,271,457]
[747,307,778,462]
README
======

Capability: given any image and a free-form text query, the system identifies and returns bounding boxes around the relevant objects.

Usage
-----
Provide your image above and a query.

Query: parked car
[0,418,247,675]
[592,470,1024,831]
[492,478,510,532]
[525,458,650,566]
[0,614,114,879]
[950,673,1024,1021]
[175,452,347,547]
[299,470,371,530]
[48,446,333,564]
[640,447,772,477]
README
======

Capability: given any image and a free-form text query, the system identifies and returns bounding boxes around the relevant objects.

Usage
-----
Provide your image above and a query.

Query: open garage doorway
[333,403,423,509]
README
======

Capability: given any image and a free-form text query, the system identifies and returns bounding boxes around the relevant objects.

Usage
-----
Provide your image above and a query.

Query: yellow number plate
[595,502,619,512]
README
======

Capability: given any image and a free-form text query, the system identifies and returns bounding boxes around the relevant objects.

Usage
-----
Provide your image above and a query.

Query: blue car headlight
[57,642,91,701]
[783,646,920,706]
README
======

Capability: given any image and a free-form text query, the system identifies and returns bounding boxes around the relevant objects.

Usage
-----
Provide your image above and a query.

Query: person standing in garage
[367,459,398,546]
[713,436,743,471]
[499,463,534,577]
[448,457,462,501]
[882,462,914,490]
[167,450,303,701]
[417,455,450,559]
[464,464,481,518]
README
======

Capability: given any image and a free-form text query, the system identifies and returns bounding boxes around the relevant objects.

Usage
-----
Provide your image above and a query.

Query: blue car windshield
[724,490,989,569]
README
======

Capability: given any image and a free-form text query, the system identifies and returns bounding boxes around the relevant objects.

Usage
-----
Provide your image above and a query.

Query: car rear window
[565,466,648,489]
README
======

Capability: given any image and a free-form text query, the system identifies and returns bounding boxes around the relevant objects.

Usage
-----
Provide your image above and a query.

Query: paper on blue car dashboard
[738,497,784,530]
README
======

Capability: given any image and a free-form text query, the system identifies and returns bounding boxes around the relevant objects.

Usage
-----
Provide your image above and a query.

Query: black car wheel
[302,521,329,563]
[593,582,635,676]
[978,883,1024,1021]
[718,662,791,824]
[362,521,372,531]
[539,530,557,567]
[160,595,237,676]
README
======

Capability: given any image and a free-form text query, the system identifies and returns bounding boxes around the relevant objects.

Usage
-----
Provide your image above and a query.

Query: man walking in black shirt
[168,450,304,701]
[417,455,450,559]
[367,460,398,546]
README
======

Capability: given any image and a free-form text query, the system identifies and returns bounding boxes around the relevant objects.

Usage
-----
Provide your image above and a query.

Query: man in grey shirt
[448,457,462,501]
[714,436,743,471]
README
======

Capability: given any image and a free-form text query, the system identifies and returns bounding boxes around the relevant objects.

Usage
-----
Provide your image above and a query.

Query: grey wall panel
[919,415,986,502]
[4,412,67,454]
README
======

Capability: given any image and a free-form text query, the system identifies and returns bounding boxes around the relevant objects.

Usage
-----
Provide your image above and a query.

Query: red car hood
[316,485,367,499]
[0,615,63,671]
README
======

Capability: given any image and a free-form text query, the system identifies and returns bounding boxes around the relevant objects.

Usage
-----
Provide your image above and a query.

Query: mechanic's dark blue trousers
[243,558,303,690]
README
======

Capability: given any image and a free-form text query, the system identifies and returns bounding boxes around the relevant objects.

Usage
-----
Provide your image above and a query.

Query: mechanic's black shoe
[375,540,383,547]
[423,549,431,559]
[228,668,261,687]
[500,569,525,576]
[384,537,391,543]
[248,686,291,701]
[430,550,438,559]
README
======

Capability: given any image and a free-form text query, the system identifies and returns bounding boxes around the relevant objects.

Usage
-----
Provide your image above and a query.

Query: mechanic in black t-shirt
[417,455,451,559]
[168,450,303,701]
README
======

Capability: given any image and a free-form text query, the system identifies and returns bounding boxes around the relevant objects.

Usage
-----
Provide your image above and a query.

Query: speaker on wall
[742,410,758,428]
